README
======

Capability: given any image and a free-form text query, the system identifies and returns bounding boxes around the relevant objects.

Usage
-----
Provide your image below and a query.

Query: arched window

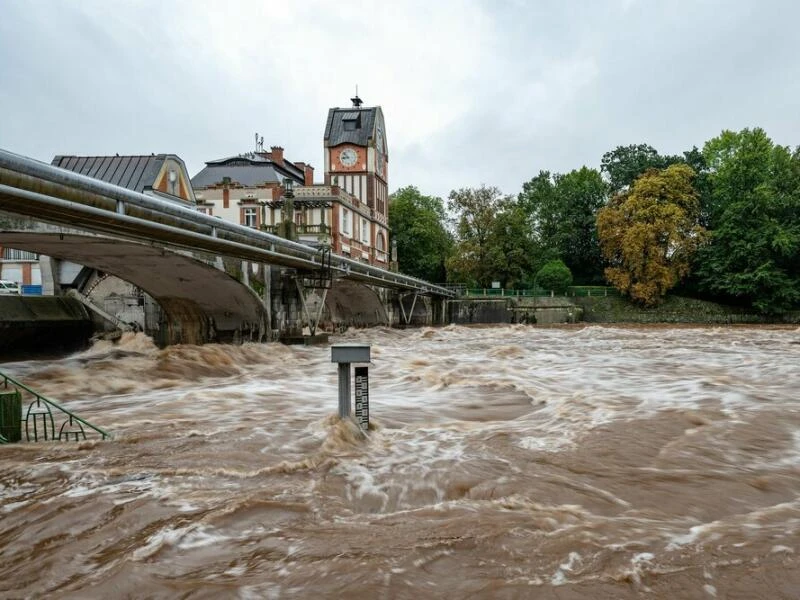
[376,231,386,251]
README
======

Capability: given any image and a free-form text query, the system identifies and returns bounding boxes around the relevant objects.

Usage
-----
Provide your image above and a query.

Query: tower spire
[351,85,363,108]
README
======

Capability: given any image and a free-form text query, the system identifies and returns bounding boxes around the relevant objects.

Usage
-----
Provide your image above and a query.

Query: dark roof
[191,154,304,189]
[192,164,283,188]
[51,154,177,194]
[324,106,378,147]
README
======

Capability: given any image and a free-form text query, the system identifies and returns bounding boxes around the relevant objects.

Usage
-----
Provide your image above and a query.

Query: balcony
[261,223,331,236]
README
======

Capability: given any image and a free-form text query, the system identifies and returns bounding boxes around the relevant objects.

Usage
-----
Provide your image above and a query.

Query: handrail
[0,371,110,441]
[457,286,621,298]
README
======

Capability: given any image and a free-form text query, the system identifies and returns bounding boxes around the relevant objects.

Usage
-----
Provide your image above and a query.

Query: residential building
[190,96,391,266]
[51,153,196,205]
[190,146,313,227]
[0,245,40,291]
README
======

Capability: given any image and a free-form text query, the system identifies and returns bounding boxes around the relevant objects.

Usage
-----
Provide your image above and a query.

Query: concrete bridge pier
[387,289,443,327]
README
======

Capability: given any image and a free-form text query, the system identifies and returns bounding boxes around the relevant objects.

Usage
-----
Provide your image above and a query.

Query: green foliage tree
[486,201,537,288]
[600,143,681,195]
[446,185,530,287]
[696,128,800,313]
[518,167,607,283]
[596,164,707,306]
[388,186,452,283]
[536,259,573,292]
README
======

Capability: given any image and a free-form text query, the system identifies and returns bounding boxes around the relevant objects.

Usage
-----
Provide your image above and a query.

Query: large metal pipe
[0,148,454,296]
[0,185,323,271]
[0,185,440,291]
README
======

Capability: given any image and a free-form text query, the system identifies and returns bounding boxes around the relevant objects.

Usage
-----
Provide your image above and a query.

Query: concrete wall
[447,297,582,325]
[0,296,93,359]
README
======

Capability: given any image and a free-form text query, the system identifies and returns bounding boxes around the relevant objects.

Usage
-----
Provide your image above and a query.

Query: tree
[388,186,452,283]
[519,170,561,250]
[518,167,607,283]
[696,129,800,313]
[600,144,681,195]
[536,259,573,292]
[550,167,607,283]
[486,201,536,288]
[596,164,707,306]
[446,185,523,287]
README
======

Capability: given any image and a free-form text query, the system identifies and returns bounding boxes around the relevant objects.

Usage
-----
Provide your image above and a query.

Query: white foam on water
[551,551,582,585]
[0,500,30,513]
[238,584,282,600]
[131,523,231,560]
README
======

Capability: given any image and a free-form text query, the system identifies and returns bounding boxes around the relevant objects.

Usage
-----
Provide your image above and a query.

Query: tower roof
[324,105,381,148]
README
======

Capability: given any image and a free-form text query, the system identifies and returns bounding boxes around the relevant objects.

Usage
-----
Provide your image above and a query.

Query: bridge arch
[324,279,389,329]
[0,231,268,345]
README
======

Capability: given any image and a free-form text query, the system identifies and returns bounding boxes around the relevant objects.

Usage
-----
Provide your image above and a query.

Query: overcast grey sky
[1,0,797,200]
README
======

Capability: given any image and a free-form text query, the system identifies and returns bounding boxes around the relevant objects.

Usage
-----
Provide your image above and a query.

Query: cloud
[1,0,798,201]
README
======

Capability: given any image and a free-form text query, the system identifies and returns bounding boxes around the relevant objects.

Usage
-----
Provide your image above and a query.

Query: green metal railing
[457,286,621,298]
[0,371,110,442]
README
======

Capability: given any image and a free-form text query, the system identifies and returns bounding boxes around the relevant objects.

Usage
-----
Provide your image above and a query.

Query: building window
[341,208,351,235]
[361,219,370,244]
[2,248,38,260]
[197,206,213,216]
[243,207,258,228]
[376,231,386,251]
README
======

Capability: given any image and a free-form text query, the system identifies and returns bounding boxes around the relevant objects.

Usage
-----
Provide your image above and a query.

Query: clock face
[339,148,357,168]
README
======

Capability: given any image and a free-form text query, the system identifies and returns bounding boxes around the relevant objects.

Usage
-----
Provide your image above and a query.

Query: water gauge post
[331,344,371,431]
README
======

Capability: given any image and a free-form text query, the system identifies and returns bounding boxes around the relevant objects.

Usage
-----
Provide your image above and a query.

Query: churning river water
[1,324,799,599]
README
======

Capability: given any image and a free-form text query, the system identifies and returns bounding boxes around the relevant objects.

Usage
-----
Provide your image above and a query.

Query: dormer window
[342,111,361,131]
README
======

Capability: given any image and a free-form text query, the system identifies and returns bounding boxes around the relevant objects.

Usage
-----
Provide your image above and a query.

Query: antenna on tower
[254,133,264,152]
[351,85,363,108]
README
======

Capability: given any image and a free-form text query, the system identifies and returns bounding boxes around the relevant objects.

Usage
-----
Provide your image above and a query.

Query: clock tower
[323,96,389,220]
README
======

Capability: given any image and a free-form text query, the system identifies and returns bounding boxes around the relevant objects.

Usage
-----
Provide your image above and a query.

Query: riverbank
[574,294,800,324]
[448,293,800,326]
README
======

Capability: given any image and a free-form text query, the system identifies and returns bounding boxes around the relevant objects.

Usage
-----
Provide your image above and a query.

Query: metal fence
[452,286,621,298]
[0,371,110,442]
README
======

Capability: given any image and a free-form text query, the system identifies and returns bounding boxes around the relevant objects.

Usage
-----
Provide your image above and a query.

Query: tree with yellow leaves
[596,164,707,306]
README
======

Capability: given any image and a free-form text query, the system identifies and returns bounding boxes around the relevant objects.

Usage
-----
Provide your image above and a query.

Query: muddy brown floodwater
[1,324,799,599]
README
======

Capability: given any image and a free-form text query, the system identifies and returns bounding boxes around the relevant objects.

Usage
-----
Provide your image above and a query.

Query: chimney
[294,161,315,186]
[270,146,284,165]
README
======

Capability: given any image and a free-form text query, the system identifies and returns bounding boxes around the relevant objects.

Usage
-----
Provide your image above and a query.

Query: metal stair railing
[0,371,111,442]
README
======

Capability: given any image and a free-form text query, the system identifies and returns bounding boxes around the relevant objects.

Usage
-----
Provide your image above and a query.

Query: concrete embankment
[0,296,94,358]
[448,294,800,326]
